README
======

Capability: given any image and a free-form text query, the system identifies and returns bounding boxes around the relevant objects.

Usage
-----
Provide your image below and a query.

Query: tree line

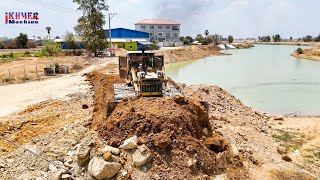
[258,34,320,42]
[180,30,234,45]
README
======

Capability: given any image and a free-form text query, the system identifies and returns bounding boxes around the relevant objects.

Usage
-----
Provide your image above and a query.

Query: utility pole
[108,13,117,49]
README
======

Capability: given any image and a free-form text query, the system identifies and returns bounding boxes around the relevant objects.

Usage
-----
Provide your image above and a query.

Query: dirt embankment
[291,48,320,62]
[155,45,224,64]
[253,41,320,47]
[232,43,254,49]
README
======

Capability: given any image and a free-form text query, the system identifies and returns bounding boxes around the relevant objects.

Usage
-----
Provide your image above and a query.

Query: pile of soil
[98,96,247,179]
[85,72,124,129]
[156,45,224,64]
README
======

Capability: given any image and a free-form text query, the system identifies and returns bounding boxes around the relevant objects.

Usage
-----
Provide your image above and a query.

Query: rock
[119,135,138,150]
[277,146,287,155]
[216,152,227,169]
[61,174,72,179]
[132,145,151,167]
[88,156,122,180]
[187,158,197,167]
[111,155,120,163]
[75,138,93,167]
[282,154,292,162]
[64,159,73,168]
[103,152,112,161]
[230,144,239,157]
[214,174,227,180]
[54,169,68,180]
[101,145,120,155]
[274,116,284,121]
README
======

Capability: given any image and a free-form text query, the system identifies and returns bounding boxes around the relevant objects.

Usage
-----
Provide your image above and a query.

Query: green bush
[41,40,62,56]
[148,43,158,50]
[296,48,303,54]
[34,51,43,57]
[23,51,31,57]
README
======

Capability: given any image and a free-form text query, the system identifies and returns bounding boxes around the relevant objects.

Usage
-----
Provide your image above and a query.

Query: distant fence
[0,57,85,84]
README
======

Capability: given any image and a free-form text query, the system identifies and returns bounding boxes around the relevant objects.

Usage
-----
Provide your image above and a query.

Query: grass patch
[272,129,306,150]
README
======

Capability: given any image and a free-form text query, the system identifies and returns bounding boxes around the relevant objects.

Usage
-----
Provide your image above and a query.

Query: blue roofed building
[105,28,151,51]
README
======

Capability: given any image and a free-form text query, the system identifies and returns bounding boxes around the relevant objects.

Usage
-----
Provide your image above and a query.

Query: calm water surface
[165,45,320,115]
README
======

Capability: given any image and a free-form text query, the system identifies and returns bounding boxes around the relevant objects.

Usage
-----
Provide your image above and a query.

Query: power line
[28,0,77,12]
[14,0,78,14]
[0,25,67,35]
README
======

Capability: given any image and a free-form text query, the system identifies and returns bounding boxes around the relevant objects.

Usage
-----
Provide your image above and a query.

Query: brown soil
[155,45,224,64]
[97,96,248,179]
[291,48,320,62]
[232,43,255,49]
[0,56,87,84]
[85,72,124,129]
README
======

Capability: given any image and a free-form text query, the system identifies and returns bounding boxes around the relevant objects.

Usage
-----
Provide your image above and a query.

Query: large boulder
[88,156,122,180]
[75,137,93,167]
[132,145,151,167]
[119,135,138,150]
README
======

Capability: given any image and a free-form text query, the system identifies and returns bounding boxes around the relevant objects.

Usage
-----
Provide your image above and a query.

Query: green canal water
[165,45,320,115]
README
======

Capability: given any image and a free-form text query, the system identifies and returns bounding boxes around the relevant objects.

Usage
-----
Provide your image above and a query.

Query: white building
[135,19,181,42]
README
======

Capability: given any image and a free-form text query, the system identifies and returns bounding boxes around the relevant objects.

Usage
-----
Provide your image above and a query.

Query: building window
[150,26,154,29]
[166,26,170,29]
[158,33,163,36]
[141,25,146,29]
[150,33,154,36]
[158,26,162,29]
[165,33,170,38]
[173,33,178,38]
[172,26,179,30]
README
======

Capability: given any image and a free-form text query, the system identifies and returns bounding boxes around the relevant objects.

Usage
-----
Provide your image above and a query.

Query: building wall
[105,28,149,39]
[107,42,137,51]
[124,42,137,51]
[135,24,180,42]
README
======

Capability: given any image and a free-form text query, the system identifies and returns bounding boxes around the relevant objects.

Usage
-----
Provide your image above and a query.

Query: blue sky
[0,0,319,39]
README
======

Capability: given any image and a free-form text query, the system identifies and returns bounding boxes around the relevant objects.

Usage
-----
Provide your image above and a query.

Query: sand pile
[97,96,247,179]
[156,45,224,64]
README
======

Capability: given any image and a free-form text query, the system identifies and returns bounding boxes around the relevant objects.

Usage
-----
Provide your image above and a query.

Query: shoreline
[252,41,320,47]
[291,48,320,62]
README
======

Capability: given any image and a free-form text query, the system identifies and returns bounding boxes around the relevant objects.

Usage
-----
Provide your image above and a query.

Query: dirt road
[0,57,117,117]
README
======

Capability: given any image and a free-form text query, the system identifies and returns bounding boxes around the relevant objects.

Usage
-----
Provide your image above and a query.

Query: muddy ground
[0,46,319,179]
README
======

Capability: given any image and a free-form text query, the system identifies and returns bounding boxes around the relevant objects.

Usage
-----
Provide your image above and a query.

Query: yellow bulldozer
[106,51,180,116]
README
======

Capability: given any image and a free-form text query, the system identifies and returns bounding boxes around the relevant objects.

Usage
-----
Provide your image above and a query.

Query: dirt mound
[156,45,224,64]
[85,72,124,129]
[98,96,247,179]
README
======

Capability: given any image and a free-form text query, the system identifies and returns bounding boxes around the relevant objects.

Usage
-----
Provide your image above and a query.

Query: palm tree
[204,30,209,37]
[45,27,52,39]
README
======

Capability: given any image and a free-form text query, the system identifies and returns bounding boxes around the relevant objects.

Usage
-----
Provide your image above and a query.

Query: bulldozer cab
[118,51,164,79]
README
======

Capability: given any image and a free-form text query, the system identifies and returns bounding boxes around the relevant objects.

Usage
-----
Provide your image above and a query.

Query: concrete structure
[105,28,150,51]
[135,19,181,42]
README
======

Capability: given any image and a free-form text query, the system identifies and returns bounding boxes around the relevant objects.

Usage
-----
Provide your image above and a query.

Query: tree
[45,27,52,39]
[272,34,281,42]
[73,0,109,57]
[180,36,194,45]
[228,35,234,44]
[195,34,205,43]
[258,36,261,42]
[314,34,320,42]
[16,33,28,48]
[303,35,313,42]
[204,30,209,37]
[65,32,79,52]
[290,37,293,42]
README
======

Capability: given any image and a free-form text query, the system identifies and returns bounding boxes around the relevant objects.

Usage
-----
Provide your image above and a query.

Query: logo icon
[5,12,39,24]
